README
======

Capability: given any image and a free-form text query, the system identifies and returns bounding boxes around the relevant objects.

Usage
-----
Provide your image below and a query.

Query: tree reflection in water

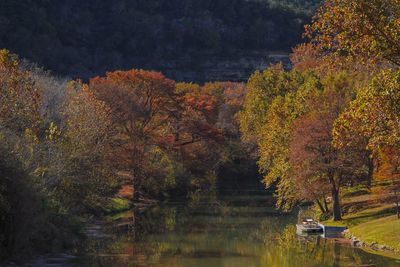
[77,194,400,267]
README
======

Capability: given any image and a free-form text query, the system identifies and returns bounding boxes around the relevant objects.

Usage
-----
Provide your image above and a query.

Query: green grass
[323,204,394,227]
[328,204,394,225]
[350,215,400,251]
[342,185,371,198]
[321,189,400,259]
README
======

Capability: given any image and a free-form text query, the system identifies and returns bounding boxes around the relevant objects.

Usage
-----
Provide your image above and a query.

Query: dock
[296,222,348,237]
[318,224,347,238]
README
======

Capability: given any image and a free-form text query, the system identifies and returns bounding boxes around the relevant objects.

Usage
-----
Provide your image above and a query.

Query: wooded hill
[0,0,318,80]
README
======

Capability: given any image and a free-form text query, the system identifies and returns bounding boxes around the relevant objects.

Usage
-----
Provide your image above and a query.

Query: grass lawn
[324,204,395,227]
[322,189,400,258]
[350,215,400,251]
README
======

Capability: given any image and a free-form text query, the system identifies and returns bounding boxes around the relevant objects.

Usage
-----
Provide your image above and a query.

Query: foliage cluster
[240,0,400,221]
[0,49,251,261]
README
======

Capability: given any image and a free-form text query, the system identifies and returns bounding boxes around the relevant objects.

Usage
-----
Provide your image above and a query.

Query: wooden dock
[318,224,347,238]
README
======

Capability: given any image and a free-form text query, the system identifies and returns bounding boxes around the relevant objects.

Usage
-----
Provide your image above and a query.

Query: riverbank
[345,216,400,259]
[323,188,400,260]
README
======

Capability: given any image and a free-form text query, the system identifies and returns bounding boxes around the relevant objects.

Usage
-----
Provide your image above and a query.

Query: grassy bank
[350,215,400,250]
[323,188,400,259]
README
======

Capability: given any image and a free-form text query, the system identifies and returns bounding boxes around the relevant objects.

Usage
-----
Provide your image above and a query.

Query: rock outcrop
[151,51,291,83]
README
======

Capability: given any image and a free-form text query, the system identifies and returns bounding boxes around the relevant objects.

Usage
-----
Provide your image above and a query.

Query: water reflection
[77,193,400,267]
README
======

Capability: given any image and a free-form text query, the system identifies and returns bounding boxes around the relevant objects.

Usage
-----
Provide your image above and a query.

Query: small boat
[296,218,323,233]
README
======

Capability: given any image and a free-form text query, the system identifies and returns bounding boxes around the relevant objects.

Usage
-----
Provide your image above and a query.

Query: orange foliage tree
[90,70,177,200]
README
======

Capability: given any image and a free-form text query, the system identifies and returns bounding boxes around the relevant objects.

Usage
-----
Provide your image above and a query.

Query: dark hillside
[0,0,316,81]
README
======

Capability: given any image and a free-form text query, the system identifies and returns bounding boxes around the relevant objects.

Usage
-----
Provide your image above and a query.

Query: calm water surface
[74,190,400,267]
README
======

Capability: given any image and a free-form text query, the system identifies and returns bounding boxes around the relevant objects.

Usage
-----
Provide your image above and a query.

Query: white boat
[296,218,323,233]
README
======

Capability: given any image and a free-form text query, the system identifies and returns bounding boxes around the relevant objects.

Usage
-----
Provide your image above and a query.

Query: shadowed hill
[0,0,318,81]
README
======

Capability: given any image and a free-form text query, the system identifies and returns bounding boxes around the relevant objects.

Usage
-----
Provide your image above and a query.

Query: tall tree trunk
[367,155,373,187]
[131,164,141,203]
[132,178,140,203]
[324,197,330,213]
[131,144,144,203]
[332,187,342,221]
[329,173,342,221]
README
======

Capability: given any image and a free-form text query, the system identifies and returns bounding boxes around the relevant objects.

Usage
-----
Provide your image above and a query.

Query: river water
[69,188,400,267]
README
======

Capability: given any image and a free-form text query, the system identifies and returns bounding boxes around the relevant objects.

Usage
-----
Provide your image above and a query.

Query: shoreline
[344,230,400,260]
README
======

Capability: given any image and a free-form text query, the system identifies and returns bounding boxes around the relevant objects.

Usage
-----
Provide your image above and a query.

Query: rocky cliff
[147,51,291,83]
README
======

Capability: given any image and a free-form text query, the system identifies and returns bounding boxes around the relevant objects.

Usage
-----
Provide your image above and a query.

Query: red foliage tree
[289,89,368,220]
[90,70,177,200]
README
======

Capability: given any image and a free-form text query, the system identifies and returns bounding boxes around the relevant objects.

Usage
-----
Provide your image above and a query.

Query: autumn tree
[0,50,105,258]
[90,70,177,201]
[306,0,400,67]
[54,81,119,212]
[203,82,247,136]
[239,62,371,219]
[259,72,364,214]
[173,84,223,149]
[373,147,400,219]
[239,66,325,210]
[290,86,368,220]
[334,70,400,218]
[290,43,325,73]
[170,82,226,195]
[203,82,256,182]
[239,64,304,142]
[0,49,41,133]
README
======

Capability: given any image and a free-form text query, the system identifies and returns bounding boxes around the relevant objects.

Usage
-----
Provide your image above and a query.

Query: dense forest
[1,0,400,264]
[0,0,319,80]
